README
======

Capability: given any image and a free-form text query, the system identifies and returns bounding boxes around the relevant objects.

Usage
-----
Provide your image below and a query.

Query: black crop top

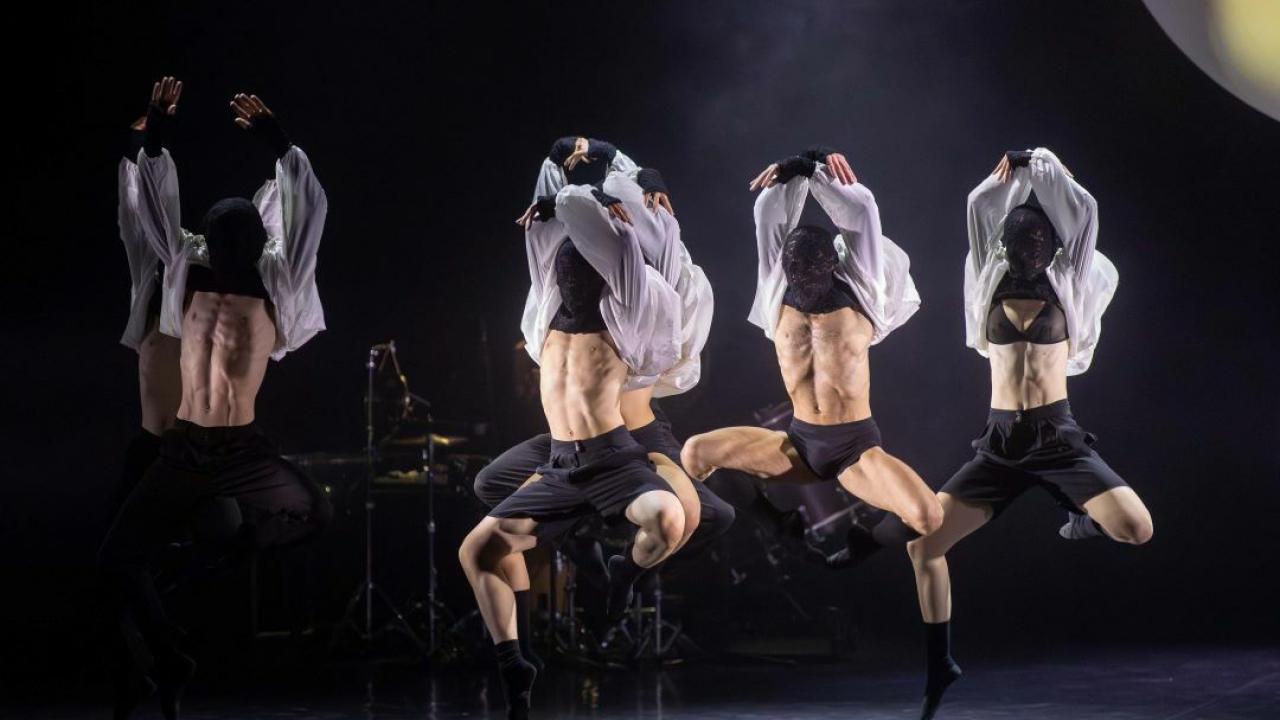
[986,273,1067,345]
[783,280,864,316]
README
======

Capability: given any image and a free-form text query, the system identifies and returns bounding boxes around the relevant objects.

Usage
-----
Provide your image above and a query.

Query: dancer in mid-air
[472,137,731,666]
[459,164,689,719]
[894,148,1154,719]
[98,78,332,720]
[681,146,942,540]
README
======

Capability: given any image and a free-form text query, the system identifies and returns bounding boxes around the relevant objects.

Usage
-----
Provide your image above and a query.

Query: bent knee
[1110,514,1154,545]
[680,435,710,478]
[902,497,945,537]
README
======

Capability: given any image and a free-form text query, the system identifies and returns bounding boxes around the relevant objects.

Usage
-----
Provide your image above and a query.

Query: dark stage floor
[16,647,1279,719]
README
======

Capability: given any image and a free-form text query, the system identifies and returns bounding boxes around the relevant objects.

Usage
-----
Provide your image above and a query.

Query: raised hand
[516,202,537,229]
[563,137,591,171]
[824,152,857,185]
[230,93,274,129]
[645,191,674,216]
[993,153,1013,182]
[749,162,780,191]
[149,76,183,115]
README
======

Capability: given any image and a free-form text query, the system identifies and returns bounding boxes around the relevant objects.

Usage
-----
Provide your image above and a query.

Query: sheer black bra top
[986,274,1068,345]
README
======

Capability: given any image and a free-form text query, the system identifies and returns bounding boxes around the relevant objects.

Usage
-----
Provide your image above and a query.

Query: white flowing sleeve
[747,175,808,338]
[134,148,187,265]
[554,186,649,310]
[966,169,1031,277]
[808,165,884,287]
[1027,147,1097,282]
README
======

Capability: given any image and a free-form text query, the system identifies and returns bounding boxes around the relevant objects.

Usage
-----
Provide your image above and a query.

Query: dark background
[3,0,1278,686]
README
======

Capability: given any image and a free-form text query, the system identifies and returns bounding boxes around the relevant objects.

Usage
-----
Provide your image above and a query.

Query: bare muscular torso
[539,329,628,440]
[987,299,1069,410]
[177,292,278,427]
[774,305,874,424]
[137,324,183,435]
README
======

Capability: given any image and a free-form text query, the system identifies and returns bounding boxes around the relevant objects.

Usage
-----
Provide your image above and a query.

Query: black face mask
[782,225,840,307]
[1003,203,1058,280]
[551,240,607,332]
[199,197,269,297]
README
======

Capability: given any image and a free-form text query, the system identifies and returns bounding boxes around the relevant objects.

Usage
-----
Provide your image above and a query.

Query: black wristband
[592,188,622,207]
[533,196,557,222]
[636,167,669,195]
[126,128,147,163]
[548,136,578,166]
[773,155,817,184]
[248,114,292,159]
[586,138,618,165]
[802,144,839,163]
[143,105,173,158]
[1007,150,1034,168]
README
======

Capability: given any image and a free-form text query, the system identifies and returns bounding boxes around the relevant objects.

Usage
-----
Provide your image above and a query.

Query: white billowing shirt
[133,146,329,361]
[520,185,683,391]
[964,147,1117,376]
[117,157,162,351]
[600,173,714,398]
[748,165,921,344]
[532,150,638,202]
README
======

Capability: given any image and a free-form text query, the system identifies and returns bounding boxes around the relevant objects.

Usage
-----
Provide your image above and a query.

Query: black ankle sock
[153,648,196,720]
[606,553,645,618]
[495,639,536,720]
[921,621,962,720]
[513,591,544,672]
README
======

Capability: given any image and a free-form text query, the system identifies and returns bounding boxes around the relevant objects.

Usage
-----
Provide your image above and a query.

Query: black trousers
[473,420,735,555]
[98,420,331,660]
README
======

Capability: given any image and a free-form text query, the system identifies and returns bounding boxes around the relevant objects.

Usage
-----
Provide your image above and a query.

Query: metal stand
[330,343,428,658]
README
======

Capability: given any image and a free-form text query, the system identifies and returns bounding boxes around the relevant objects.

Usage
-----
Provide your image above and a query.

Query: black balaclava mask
[1002,199,1059,280]
[548,136,614,187]
[783,225,840,307]
[201,197,269,294]
[553,239,607,328]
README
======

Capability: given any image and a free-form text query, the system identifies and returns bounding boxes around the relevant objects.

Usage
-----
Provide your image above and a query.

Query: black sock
[495,639,536,720]
[921,621,962,720]
[513,591,544,672]
[606,552,646,618]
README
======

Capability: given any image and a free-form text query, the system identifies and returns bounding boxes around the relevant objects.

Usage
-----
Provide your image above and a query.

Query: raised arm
[134,77,187,265]
[555,185,648,310]
[233,94,328,289]
[118,119,154,291]
[1025,147,1097,280]
[533,136,638,201]
[751,165,809,289]
[966,154,1032,276]
[809,161,885,284]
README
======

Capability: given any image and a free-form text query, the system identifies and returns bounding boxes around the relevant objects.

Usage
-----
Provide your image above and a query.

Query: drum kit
[276,341,863,665]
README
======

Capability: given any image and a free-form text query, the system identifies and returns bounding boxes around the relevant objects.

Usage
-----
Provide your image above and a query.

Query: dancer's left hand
[563,137,592,171]
[230,94,275,128]
[646,191,674,216]
[749,162,780,191]
[824,153,857,185]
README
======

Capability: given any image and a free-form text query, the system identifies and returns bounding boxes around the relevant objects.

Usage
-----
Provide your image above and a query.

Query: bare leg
[905,493,993,720]
[839,447,944,536]
[1082,487,1153,545]
[681,426,816,483]
[458,517,538,642]
[651,453,700,551]
[625,490,686,567]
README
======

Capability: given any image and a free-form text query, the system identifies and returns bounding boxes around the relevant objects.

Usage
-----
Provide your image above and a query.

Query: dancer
[681,146,942,539]
[459,175,687,720]
[116,115,182,504]
[98,78,333,720]
[472,137,731,663]
[900,148,1154,719]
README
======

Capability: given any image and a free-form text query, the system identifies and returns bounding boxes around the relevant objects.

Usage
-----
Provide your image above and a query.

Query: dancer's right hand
[749,162,780,191]
[149,76,183,115]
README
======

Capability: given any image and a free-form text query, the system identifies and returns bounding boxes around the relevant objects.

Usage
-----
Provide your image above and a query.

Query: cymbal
[384,433,469,448]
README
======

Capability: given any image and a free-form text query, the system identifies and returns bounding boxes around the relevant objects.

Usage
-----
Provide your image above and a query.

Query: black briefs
[787,416,882,480]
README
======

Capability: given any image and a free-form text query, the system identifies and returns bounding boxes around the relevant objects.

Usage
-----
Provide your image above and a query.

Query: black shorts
[488,426,673,524]
[940,400,1127,517]
[787,416,883,480]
